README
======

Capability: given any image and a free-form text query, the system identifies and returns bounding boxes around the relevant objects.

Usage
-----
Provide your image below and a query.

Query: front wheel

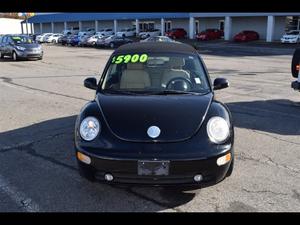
[0,51,3,59]
[12,51,17,61]
[110,42,115,48]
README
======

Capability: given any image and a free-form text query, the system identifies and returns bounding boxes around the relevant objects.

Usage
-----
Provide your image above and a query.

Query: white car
[281,30,300,44]
[45,33,63,43]
[86,34,103,46]
[96,28,114,36]
[36,33,52,43]
[138,29,161,39]
[140,36,175,43]
[116,28,136,37]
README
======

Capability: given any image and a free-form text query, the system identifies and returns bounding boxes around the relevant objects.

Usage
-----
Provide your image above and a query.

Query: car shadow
[226,99,300,135]
[0,115,202,211]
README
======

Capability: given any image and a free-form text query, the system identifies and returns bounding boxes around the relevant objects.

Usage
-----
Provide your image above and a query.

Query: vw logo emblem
[147,126,161,139]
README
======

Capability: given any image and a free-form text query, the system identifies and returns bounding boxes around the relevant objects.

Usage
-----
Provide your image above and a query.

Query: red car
[196,29,223,41]
[234,30,259,42]
[165,28,187,39]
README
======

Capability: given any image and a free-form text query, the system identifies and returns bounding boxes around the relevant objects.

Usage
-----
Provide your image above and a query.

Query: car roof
[114,42,197,54]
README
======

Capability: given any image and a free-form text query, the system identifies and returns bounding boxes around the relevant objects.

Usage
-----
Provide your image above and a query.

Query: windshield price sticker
[12,37,21,40]
[112,54,148,64]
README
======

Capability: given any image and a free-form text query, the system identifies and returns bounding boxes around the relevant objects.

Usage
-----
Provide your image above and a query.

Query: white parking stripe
[0,174,40,212]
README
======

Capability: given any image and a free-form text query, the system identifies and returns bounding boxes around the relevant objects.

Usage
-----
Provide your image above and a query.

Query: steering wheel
[166,77,192,91]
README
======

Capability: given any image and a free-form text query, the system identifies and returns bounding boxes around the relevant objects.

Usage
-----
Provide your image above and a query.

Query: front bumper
[281,39,297,43]
[16,50,43,59]
[76,149,233,186]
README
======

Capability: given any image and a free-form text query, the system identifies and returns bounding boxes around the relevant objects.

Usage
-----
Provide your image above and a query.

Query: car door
[1,36,7,54]
[6,36,14,56]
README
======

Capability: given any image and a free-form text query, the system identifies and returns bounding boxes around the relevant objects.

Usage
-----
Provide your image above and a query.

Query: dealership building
[24,13,300,42]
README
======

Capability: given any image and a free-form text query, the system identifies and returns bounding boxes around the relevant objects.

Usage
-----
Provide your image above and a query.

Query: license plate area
[138,160,169,176]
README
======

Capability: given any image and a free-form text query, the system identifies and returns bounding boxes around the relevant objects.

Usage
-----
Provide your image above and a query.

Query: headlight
[79,117,100,141]
[207,116,230,144]
[16,46,25,51]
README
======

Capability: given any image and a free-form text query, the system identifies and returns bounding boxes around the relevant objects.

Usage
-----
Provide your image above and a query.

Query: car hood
[96,92,213,142]
[283,35,298,38]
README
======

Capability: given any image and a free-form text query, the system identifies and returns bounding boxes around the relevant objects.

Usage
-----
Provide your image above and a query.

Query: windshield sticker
[112,54,148,64]
[12,37,21,40]
[194,78,201,84]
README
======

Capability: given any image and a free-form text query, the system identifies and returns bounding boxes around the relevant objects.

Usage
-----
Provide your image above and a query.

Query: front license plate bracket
[137,160,170,176]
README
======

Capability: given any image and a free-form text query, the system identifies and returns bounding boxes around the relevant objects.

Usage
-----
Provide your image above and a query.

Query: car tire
[291,48,300,78]
[122,34,125,38]
[12,51,17,61]
[77,160,96,182]
[110,42,115,48]
[226,156,234,177]
[52,40,56,44]
[0,51,3,59]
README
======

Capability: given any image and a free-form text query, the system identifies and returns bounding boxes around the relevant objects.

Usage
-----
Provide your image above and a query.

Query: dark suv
[0,34,43,61]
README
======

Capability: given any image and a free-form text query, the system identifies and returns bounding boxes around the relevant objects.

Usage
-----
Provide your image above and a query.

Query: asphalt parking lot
[0,43,300,212]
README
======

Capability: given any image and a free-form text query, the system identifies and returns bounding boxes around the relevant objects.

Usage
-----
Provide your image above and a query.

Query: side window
[3,36,7,43]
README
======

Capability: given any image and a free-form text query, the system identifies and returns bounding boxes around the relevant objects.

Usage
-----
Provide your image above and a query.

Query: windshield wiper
[102,89,138,95]
[150,90,201,95]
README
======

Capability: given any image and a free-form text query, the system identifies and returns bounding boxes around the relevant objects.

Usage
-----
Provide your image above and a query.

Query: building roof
[25,13,190,23]
[114,42,197,55]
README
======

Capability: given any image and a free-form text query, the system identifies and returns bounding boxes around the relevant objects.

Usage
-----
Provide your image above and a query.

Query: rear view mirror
[84,77,97,90]
[213,78,229,90]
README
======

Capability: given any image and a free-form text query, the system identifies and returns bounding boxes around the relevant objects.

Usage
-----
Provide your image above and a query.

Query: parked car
[58,34,69,45]
[96,28,114,36]
[97,35,133,48]
[78,35,93,47]
[116,28,136,37]
[233,30,259,42]
[36,33,52,43]
[45,33,63,43]
[291,48,300,91]
[196,29,223,41]
[67,35,80,46]
[75,42,234,186]
[165,28,187,39]
[0,35,43,61]
[281,30,300,44]
[138,29,161,39]
[140,36,174,42]
[85,34,103,46]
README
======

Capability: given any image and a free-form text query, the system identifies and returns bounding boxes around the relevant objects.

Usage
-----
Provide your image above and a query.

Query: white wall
[231,17,267,39]
[81,21,95,30]
[197,17,224,32]
[117,20,135,30]
[53,22,64,33]
[273,16,287,40]
[0,18,32,34]
[98,21,114,30]
[170,19,189,31]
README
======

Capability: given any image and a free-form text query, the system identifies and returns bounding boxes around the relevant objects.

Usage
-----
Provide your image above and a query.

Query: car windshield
[11,36,34,44]
[101,53,210,95]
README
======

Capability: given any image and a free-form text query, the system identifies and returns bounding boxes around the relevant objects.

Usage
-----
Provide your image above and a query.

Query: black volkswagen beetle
[75,42,234,187]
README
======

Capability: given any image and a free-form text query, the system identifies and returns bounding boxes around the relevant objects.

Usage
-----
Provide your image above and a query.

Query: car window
[101,53,210,94]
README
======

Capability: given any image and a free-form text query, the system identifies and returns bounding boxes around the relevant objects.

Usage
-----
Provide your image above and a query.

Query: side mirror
[213,78,229,90]
[84,77,97,90]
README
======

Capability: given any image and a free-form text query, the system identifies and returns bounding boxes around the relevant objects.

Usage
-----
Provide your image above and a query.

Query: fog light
[194,174,203,182]
[104,173,114,181]
[77,152,91,165]
[217,153,231,166]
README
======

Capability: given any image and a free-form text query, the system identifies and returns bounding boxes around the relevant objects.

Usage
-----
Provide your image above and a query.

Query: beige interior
[161,58,190,87]
[120,63,151,89]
